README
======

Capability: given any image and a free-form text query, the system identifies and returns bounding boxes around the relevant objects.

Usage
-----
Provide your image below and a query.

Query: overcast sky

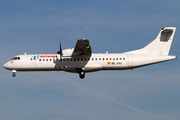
[1,0,180,120]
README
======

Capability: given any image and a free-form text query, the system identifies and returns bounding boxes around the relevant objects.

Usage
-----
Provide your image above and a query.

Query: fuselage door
[128,54,133,68]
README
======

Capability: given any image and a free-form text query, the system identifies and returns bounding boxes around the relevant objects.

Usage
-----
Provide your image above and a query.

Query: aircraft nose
[3,63,8,69]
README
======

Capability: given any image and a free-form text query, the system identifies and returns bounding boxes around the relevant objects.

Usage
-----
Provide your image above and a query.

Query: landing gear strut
[77,68,85,79]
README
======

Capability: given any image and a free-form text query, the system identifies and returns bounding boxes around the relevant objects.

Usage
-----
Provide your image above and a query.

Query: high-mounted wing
[72,38,92,56]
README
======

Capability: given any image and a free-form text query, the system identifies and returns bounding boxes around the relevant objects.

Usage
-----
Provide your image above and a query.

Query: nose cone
[3,62,9,69]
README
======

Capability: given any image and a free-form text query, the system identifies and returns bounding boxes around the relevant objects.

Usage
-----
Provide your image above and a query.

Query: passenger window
[95,58,97,60]
[39,59,41,61]
[92,58,94,60]
[106,58,108,60]
[84,58,86,61]
[120,58,122,60]
[123,58,125,60]
[103,58,105,60]
[81,58,83,61]
[99,58,101,60]
[46,59,48,61]
[116,58,118,60]
[50,59,52,61]
[74,58,76,61]
[43,59,45,61]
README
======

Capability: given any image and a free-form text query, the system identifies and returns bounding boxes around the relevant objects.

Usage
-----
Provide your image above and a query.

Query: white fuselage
[3,53,176,73]
[3,27,177,79]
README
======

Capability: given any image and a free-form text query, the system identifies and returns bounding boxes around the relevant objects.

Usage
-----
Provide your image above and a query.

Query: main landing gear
[77,68,85,79]
[12,70,16,77]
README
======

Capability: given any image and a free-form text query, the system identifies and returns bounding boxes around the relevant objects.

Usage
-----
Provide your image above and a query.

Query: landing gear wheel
[12,73,16,77]
[77,68,85,79]
[79,71,85,79]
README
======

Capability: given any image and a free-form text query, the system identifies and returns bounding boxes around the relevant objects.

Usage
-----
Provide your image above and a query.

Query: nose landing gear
[12,73,16,77]
[12,70,16,77]
[77,68,85,79]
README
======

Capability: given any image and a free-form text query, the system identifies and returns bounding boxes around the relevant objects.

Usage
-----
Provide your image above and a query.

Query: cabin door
[128,54,133,68]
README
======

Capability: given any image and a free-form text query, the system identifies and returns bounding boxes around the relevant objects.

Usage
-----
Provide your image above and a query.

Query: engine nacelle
[62,48,74,57]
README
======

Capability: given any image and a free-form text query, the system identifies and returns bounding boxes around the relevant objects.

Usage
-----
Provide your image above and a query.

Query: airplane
[3,27,176,79]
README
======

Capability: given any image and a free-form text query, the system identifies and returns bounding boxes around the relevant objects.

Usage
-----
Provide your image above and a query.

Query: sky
[0,0,180,120]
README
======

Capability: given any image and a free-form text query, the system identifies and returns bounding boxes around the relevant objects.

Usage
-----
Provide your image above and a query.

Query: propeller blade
[57,42,63,62]
[59,42,62,55]
[57,42,63,55]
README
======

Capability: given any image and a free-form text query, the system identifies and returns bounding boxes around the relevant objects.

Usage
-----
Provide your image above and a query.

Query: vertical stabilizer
[127,27,176,55]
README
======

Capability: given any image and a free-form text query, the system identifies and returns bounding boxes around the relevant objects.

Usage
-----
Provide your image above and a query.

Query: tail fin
[127,27,176,55]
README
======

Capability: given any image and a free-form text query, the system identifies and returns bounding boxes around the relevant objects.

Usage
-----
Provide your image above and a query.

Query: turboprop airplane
[3,27,176,79]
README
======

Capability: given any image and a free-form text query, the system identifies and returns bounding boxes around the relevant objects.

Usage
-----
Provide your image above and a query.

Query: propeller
[57,42,63,61]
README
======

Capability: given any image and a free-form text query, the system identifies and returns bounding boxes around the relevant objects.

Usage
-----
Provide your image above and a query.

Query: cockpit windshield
[11,57,20,60]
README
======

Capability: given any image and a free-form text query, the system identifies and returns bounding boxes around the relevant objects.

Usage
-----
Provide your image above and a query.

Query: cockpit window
[11,57,20,60]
